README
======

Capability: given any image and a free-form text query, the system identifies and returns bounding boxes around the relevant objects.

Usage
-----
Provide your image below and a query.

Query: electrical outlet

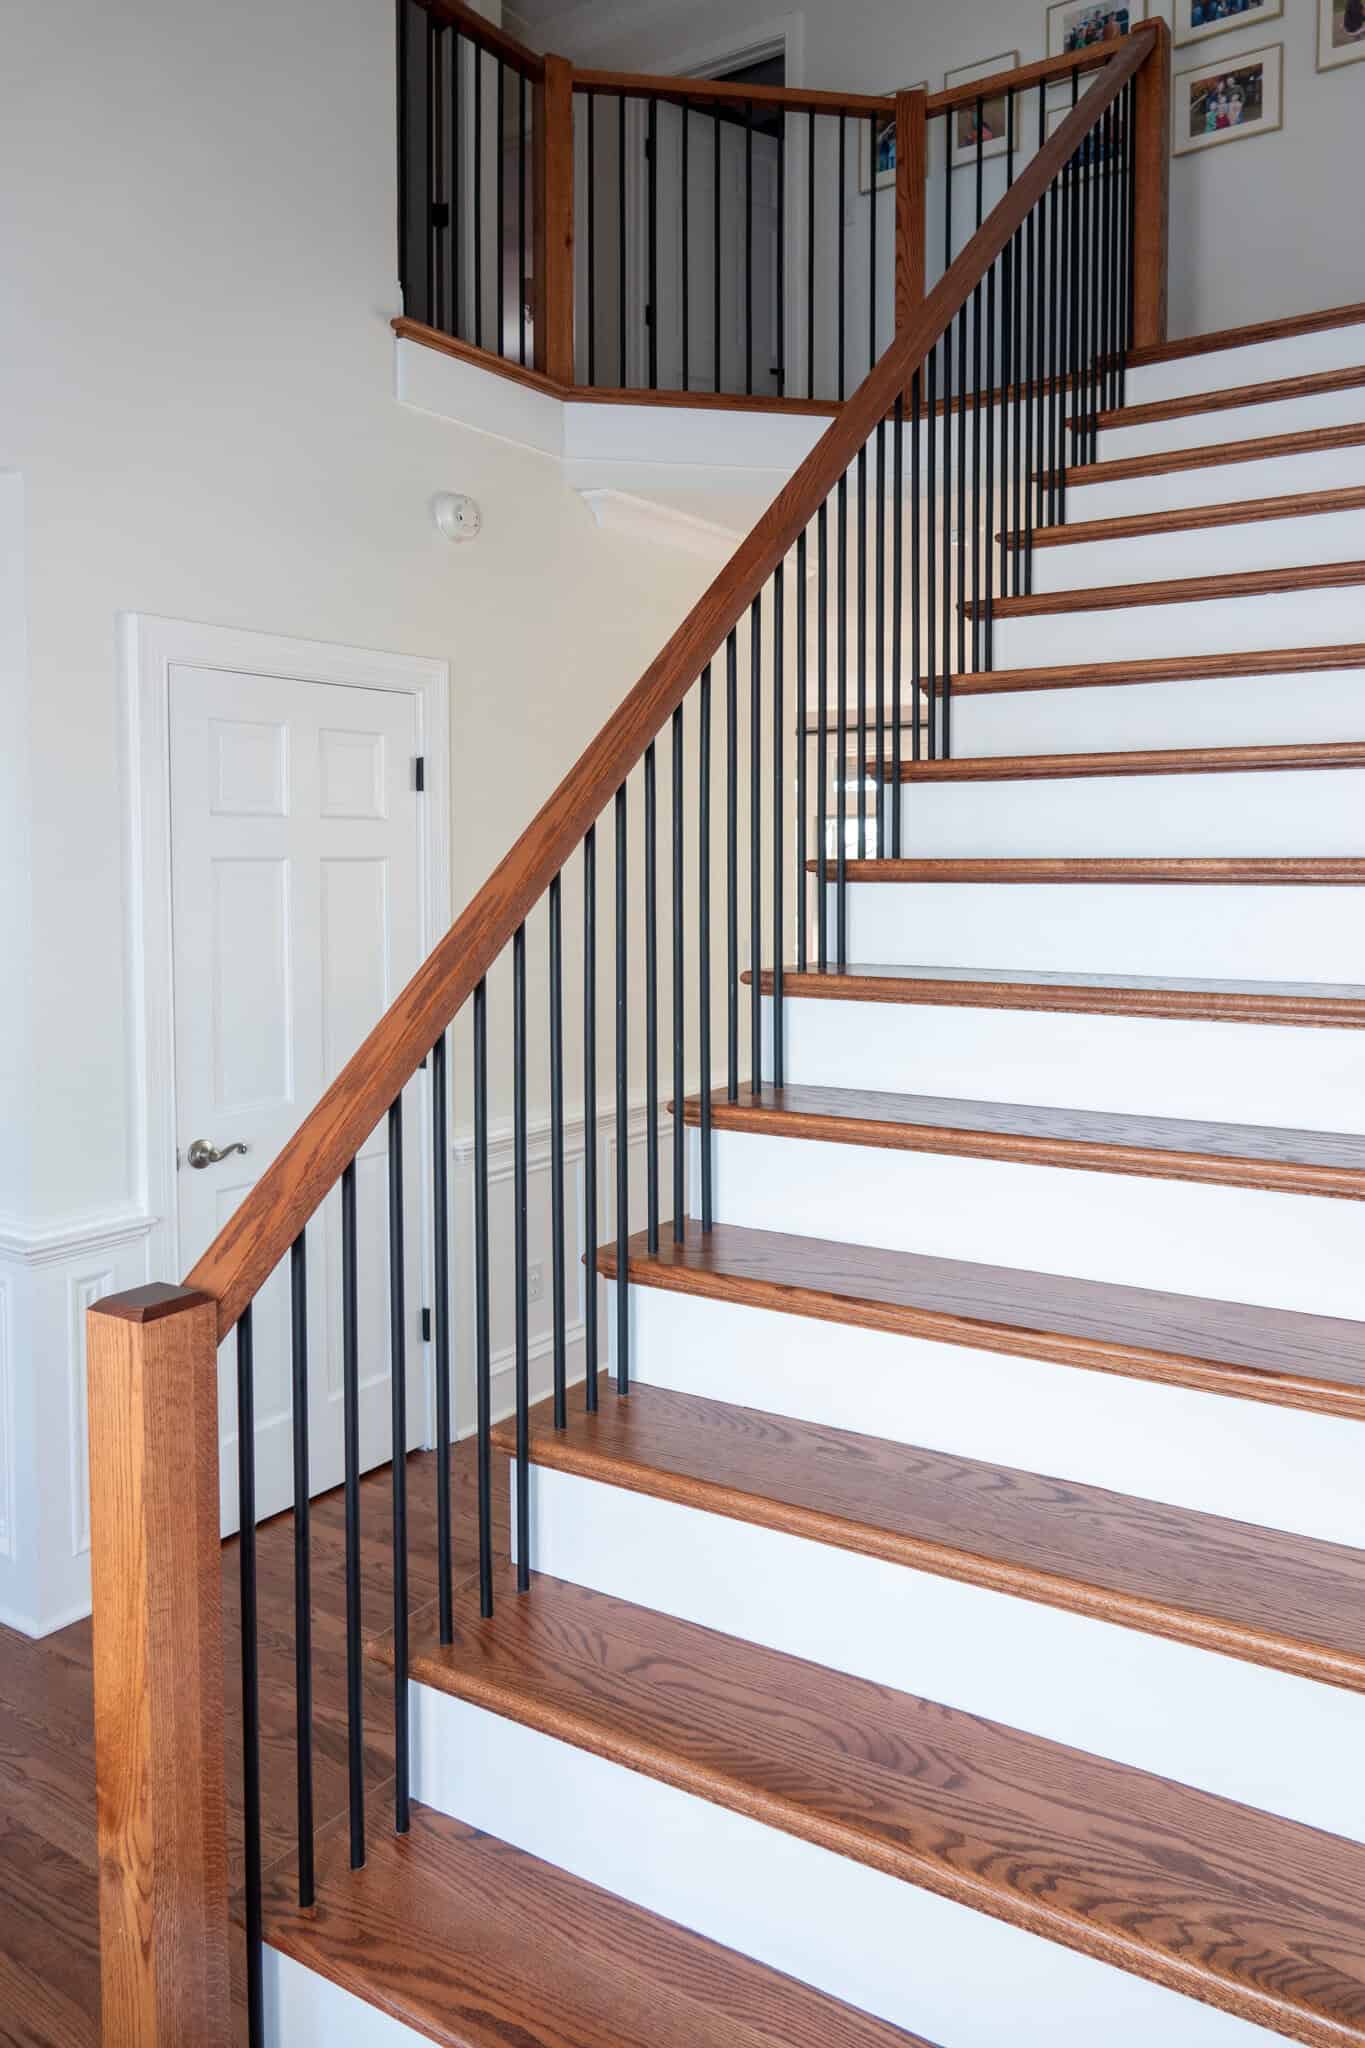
[527,1261,545,1305]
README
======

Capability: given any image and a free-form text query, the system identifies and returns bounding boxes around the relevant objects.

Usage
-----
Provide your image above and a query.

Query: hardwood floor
[0,1440,493,2048]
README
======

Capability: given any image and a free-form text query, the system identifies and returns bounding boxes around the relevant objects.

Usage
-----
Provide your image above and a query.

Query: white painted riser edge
[951,669,1365,756]
[1124,323,1365,407]
[1093,384,1365,463]
[1033,506,1365,592]
[266,1950,427,2046]
[614,1280,1365,1550]
[836,880,1362,983]
[892,765,1365,858]
[505,1461,1365,1845]
[412,1684,1286,2048]
[762,996,1365,1135]
[993,581,1365,668]
[1064,440,1365,517]
[689,1128,1365,1321]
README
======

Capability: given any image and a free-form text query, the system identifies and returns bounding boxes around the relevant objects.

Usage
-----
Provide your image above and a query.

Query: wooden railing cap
[92,1282,215,1325]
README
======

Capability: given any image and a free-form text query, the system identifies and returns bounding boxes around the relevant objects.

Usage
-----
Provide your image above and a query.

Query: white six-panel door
[169,663,427,1529]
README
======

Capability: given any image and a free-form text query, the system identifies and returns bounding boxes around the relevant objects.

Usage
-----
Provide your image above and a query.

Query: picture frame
[1174,0,1282,48]
[859,83,928,192]
[1318,0,1365,69]
[1046,0,1147,59]
[1172,40,1283,151]
[944,52,1020,168]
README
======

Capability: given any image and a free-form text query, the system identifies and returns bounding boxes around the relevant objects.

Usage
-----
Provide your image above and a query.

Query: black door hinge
[421,1307,432,1342]
[414,755,425,791]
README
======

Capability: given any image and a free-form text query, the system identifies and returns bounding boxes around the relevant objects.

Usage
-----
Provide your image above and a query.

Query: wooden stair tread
[747,961,1365,1028]
[1084,361,1365,433]
[950,642,1365,695]
[979,558,1365,620]
[884,739,1365,781]
[489,1380,1365,1690]
[263,1800,935,2048]
[1066,419,1365,487]
[598,1218,1365,1419]
[812,855,1365,884]
[1030,481,1365,549]
[404,1567,1365,2046]
[680,1079,1365,1198]
[1126,300,1365,368]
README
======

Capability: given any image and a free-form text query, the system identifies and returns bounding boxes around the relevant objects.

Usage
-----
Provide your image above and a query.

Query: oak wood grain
[1089,362,1365,434]
[1128,299,1365,370]
[490,1381,1365,1691]
[980,558,1365,620]
[747,961,1365,1030]
[814,855,1365,884]
[598,1218,1365,1419]
[191,36,1154,1338]
[86,1287,231,2047]
[570,68,894,114]
[1130,18,1169,347]
[1067,419,1365,487]
[536,56,575,384]
[950,642,1365,695]
[403,1566,1365,2043]
[889,739,1365,781]
[1029,483,1365,549]
[264,1800,939,2048]
[894,89,927,353]
[680,1079,1365,1200]
[925,36,1150,113]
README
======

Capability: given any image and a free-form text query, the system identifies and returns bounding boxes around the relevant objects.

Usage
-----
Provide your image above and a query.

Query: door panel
[170,663,428,1531]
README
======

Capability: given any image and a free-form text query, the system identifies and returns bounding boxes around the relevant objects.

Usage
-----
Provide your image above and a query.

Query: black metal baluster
[289,1234,314,1909]
[397,0,410,318]
[910,369,923,763]
[925,344,938,759]
[725,630,739,1095]
[582,830,599,1408]
[431,1030,453,1643]
[954,294,969,751]
[984,249,997,668]
[772,561,785,1081]
[513,924,530,1591]
[341,1160,365,1867]
[619,95,627,387]
[713,108,722,391]
[387,1096,409,1835]
[496,59,506,358]
[868,111,878,378]
[838,113,847,399]
[807,111,816,399]
[473,977,493,1614]
[749,591,763,1093]
[451,31,462,334]
[891,394,903,852]
[745,99,754,396]
[614,784,630,1390]
[236,1307,264,2043]
[698,665,714,1228]
[856,442,867,855]
[518,72,528,364]
[430,14,443,332]
[587,91,597,384]
[644,742,660,1248]
[549,875,566,1428]
[875,418,886,851]
[816,498,830,969]
[681,103,690,392]
[940,325,953,759]
[836,470,848,966]
[796,532,809,969]
[776,105,786,395]
[648,96,658,389]
[672,703,686,1238]
[474,45,484,348]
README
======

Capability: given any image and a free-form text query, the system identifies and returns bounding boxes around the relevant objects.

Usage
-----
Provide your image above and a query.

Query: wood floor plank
[597,1219,1365,1419]
[748,962,1365,1029]
[680,1080,1365,1200]
[405,1567,1365,2046]
[491,1380,1365,1691]
[265,1801,938,2048]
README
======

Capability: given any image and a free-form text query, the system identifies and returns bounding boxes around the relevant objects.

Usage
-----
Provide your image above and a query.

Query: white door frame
[120,614,451,1437]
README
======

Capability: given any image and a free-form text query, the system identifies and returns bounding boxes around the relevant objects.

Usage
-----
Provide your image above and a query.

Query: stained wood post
[1131,19,1171,349]
[894,87,928,371]
[87,1283,231,2047]
[535,53,576,383]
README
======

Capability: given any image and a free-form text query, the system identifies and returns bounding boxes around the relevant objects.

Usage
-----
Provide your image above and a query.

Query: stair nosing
[1126,299,1365,369]
[1027,482,1365,550]
[1065,419,1365,487]
[878,740,1365,782]
[978,559,1365,621]
[807,855,1365,884]
[1078,361,1365,434]
[950,642,1365,695]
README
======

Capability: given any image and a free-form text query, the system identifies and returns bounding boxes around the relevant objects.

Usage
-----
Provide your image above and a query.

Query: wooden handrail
[569,69,895,116]
[925,34,1147,114]
[189,27,1157,1338]
[419,0,545,76]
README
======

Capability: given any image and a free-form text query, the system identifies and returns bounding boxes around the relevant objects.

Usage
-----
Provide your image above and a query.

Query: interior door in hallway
[169,663,428,1532]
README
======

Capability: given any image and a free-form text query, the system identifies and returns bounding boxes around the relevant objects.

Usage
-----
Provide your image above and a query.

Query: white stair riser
[951,669,1365,756]
[764,995,1365,1134]
[506,1462,1365,1844]
[836,881,1360,983]
[412,1685,1283,2048]
[993,583,1365,669]
[1065,440,1365,517]
[890,765,1365,858]
[1094,384,1365,463]
[265,1952,424,2046]
[690,1127,1365,1319]
[1125,323,1365,407]
[1033,506,1365,592]
[616,1281,1365,1550]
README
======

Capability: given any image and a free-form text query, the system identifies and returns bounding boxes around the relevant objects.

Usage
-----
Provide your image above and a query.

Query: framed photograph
[1046,0,1147,58]
[859,84,929,192]
[1319,0,1365,69]
[944,52,1020,168]
[1045,96,1130,171]
[1175,0,1282,48]
[1172,41,1283,151]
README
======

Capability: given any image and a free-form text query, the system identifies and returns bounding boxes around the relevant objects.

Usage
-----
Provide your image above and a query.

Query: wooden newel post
[535,52,576,384]
[894,86,928,377]
[1131,18,1171,350]
[87,1283,232,2047]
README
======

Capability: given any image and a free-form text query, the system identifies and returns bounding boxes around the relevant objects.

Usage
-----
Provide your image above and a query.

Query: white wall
[0,0,713,1630]
[536,0,1360,342]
